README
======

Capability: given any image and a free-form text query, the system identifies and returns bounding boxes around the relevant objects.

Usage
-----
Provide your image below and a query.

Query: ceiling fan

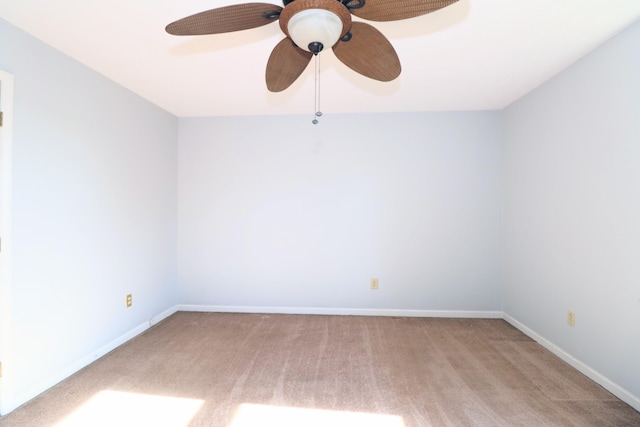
[166,0,459,92]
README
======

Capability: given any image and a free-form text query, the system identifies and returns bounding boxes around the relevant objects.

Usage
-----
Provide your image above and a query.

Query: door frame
[0,69,15,415]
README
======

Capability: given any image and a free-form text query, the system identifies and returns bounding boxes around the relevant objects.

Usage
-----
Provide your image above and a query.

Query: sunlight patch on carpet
[230,403,406,427]
[55,390,204,427]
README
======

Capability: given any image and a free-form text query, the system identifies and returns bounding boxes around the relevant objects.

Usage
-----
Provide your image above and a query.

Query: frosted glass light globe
[287,9,344,53]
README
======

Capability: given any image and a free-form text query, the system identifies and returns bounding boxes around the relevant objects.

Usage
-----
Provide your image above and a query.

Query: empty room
[0,0,639,425]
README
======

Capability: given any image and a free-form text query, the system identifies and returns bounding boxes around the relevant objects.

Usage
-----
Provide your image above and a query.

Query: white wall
[503,20,640,404]
[178,112,502,313]
[0,18,178,410]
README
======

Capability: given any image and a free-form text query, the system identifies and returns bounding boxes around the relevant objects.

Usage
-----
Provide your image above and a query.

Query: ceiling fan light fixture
[287,9,343,53]
[168,0,461,92]
[279,0,352,54]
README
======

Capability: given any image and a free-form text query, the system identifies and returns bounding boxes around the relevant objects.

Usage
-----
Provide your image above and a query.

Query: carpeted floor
[1,312,639,426]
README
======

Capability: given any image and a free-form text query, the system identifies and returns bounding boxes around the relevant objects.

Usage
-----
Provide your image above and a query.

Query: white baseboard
[503,313,640,412]
[5,305,178,415]
[177,304,503,319]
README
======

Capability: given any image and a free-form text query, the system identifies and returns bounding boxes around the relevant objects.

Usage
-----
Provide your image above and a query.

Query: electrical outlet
[371,278,379,290]
[567,310,575,326]
[126,294,133,308]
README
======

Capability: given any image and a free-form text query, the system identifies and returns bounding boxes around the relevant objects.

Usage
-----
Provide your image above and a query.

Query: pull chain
[312,53,322,124]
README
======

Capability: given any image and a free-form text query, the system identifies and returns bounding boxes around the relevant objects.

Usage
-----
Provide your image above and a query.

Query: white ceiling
[1,0,639,117]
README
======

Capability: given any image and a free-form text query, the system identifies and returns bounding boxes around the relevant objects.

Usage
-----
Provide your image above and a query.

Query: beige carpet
[1,312,638,426]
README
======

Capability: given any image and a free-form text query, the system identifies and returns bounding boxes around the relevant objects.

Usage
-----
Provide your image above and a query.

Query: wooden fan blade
[350,0,459,22]
[266,38,313,92]
[166,3,282,35]
[332,22,400,82]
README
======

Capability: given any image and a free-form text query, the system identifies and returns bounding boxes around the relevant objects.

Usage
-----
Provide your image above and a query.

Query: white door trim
[0,69,15,415]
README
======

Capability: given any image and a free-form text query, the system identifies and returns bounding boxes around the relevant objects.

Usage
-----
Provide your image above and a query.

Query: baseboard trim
[503,313,640,412]
[177,304,503,318]
[6,305,178,415]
